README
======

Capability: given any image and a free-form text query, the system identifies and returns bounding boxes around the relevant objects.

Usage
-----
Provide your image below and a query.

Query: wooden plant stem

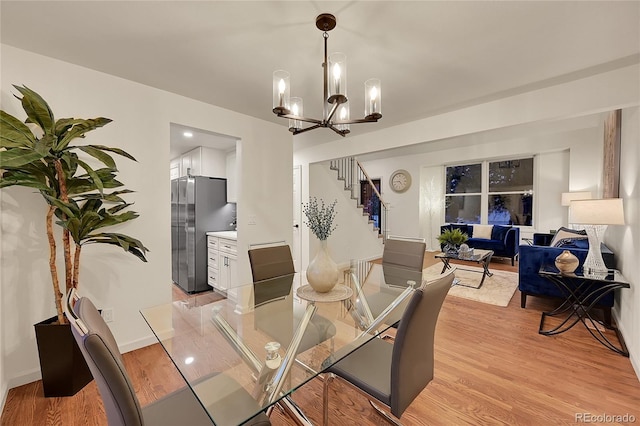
[46,205,65,324]
[72,244,81,290]
[54,159,73,293]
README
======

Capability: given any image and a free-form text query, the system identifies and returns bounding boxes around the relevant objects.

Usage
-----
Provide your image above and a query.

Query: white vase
[306,240,339,293]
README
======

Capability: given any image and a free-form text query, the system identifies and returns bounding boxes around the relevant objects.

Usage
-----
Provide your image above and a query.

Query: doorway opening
[360,178,381,234]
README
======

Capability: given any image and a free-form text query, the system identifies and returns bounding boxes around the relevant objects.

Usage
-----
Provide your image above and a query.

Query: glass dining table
[140,260,424,426]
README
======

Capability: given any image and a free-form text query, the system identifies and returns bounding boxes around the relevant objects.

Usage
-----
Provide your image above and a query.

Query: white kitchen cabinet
[218,237,238,301]
[206,234,237,297]
[177,147,226,178]
[169,158,181,180]
[181,152,193,176]
[226,151,237,203]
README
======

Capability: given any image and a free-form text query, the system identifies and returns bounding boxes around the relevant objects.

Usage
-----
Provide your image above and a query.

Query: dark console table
[538,265,630,356]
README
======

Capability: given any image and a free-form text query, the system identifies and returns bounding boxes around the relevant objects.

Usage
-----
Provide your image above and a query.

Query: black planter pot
[34,316,93,397]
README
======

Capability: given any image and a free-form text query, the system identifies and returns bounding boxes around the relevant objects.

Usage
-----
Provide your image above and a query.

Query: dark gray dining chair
[382,236,427,271]
[248,244,296,306]
[323,269,454,426]
[64,290,271,426]
[248,244,336,351]
[365,236,427,321]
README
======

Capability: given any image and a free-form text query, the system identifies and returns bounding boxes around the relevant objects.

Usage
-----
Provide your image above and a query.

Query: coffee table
[435,249,494,289]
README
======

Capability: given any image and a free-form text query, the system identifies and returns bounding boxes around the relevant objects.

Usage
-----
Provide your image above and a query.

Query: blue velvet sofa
[440,224,520,265]
[518,232,615,324]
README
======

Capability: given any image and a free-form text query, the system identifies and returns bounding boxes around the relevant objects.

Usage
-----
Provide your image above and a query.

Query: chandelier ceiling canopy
[272,13,382,137]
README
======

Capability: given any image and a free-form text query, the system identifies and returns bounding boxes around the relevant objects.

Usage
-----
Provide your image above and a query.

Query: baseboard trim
[2,334,160,403]
[6,369,42,392]
[613,308,639,381]
[119,334,160,354]
[0,381,8,418]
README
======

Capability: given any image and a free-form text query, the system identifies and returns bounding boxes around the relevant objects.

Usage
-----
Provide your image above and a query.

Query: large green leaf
[0,172,50,191]
[44,194,78,218]
[106,202,134,214]
[83,232,149,262]
[75,158,103,193]
[79,198,103,215]
[0,148,45,168]
[54,118,84,138]
[0,110,36,148]
[78,146,116,169]
[55,118,112,151]
[13,85,55,134]
[73,211,103,241]
[85,145,136,162]
[86,211,140,233]
[57,217,82,242]
[75,189,134,203]
[11,162,58,194]
[33,134,56,156]
[66,177,124,196]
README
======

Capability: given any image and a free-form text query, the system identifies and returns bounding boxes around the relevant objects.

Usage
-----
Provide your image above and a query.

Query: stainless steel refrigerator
[171,176,235,293]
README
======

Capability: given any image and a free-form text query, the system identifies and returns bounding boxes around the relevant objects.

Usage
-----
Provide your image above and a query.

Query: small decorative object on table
[554,250,579,274]
[458,243,472,259]
[303,197,339,293]
[437,228,469,255]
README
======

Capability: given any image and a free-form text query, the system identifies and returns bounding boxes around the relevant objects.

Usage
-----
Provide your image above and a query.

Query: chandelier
[272,13,382,137]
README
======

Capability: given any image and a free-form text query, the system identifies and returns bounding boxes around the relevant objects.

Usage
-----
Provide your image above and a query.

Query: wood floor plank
[2,256,639,425]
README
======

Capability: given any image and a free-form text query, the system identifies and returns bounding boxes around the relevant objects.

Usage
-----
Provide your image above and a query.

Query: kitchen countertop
[206,231,237,240]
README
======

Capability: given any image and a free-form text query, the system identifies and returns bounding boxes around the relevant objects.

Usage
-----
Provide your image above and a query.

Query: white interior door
[293,165,302,292]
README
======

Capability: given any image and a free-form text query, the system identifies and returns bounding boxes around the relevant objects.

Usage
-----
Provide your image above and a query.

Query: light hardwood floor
[2,254,639,425]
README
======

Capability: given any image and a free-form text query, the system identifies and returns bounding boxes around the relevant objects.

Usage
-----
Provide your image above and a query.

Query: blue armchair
[440,224,520,265]
[518,233,615,324]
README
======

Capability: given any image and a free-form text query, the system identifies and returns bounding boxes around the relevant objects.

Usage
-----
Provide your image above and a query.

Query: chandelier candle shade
[272,13,382,137]
[569,198,625,275]
[273,70,290,111]
[289,97,303,132]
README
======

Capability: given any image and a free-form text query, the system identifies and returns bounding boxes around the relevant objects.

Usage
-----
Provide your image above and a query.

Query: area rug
[423,264,518,307]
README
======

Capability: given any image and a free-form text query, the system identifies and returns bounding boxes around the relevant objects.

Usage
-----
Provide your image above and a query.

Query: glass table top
[140,260,425,425]
[434,248,493,262]
[538,264,629,284]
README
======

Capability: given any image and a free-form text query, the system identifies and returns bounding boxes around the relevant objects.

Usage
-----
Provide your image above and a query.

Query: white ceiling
[2,1,639,150]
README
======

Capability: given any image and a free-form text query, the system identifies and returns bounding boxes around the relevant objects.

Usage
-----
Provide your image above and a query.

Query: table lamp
[562,191,592,229]
[569,198,624,274]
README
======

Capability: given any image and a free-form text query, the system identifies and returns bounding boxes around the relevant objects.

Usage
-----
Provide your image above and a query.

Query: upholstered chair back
[390,270,453,417]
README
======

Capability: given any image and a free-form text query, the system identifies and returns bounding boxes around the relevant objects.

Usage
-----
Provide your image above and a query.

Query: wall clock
[390,169,411,193]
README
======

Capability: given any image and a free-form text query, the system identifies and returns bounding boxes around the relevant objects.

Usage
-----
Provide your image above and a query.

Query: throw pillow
[472,224,493,240]
[555,238,590,249]
[550,227,587,247]
[451,224,469,235]
[491,225,512,242]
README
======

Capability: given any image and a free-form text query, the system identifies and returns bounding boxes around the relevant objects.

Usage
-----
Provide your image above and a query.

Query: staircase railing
[329,157,389,241]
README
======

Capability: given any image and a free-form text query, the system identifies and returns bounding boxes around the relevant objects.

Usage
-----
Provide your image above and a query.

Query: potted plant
[303,197,339,293]
[437,228,469,254]
[0,85,148,396]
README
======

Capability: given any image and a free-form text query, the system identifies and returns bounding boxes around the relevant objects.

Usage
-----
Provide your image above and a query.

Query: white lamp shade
[561,191,592,206]
[569,198,625,225]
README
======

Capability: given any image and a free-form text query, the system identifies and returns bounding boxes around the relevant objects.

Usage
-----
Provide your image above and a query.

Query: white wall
[606,106,640,378]
[0,45,291,392]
